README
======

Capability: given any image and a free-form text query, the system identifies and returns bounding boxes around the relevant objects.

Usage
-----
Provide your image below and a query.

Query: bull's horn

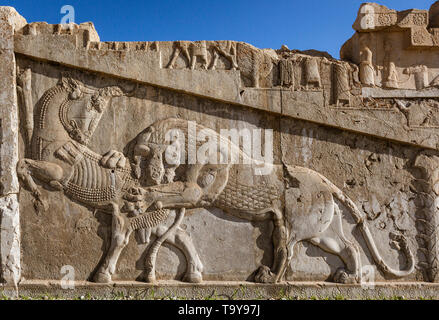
[134,144,151,157]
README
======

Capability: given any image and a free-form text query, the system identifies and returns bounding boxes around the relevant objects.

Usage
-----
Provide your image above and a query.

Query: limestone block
[0,194,20,285]
[0,6,25,286]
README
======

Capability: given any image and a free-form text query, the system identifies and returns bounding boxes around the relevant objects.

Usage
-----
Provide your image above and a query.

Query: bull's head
[133,126,182,185]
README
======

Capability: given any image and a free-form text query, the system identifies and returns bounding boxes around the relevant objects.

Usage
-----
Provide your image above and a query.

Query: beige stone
[0,6,25,287]
[3,2,439,298]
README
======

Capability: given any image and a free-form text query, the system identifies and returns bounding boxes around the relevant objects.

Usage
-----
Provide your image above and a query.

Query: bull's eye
[198,171,216,188]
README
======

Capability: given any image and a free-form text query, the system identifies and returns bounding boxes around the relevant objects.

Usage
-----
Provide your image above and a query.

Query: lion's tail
[322,175,415,278]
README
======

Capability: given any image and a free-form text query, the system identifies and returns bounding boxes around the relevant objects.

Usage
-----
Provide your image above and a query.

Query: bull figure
[126,118,414,284]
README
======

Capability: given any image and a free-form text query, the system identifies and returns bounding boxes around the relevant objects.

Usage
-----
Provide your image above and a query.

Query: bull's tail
[322,175,415,278]
[143,208,186,282]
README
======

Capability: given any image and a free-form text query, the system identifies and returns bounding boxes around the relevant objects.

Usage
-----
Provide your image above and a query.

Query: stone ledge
[362,87,439,98]
[1,281,439,299]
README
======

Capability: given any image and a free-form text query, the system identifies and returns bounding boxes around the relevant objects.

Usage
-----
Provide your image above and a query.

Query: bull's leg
[255,209,288,284]
[144,225,204,284]
[17,159,64,212]
[164,227,203,283]
[167,47,181,69]
[144,208,186,282]
[214,45,238,70]
[308,204,361,284]
[200,53,208,70]
[94,203,132,283]
[173,228,204,283]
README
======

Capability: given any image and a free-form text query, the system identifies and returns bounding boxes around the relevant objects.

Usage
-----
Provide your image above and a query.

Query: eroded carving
[334,62,352,106]
[395,99,439,128]
[166,40,238,71]
[359,36,375,87]
[341,2,439,92]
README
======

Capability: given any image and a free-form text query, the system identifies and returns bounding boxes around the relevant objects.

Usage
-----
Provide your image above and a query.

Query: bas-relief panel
[10,1,439,287]
[16,57,418,284]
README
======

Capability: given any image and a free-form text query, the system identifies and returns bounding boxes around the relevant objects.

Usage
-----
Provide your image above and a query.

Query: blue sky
[1,0,434,58]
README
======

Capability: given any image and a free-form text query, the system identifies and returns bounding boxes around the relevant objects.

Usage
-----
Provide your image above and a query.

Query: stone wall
[1,2,439,295]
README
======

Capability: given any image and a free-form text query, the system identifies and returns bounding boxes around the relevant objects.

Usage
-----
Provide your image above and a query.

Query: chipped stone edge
[0,7,27,287]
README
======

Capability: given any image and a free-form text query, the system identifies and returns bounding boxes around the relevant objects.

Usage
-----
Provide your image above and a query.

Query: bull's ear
[134,144,150,157]
[134,165,141,179]
[133,156,142,179]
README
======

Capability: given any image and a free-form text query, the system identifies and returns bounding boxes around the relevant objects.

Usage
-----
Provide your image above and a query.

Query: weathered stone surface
[4,2,439,298]
[0,7,25,196]
[4,280,439,300]
[14,25,439,151]
[0,6,26,287]
[0,194,20,285]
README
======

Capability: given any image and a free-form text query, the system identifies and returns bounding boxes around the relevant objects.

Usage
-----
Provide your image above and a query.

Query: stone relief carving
[6,2,439,293]
[125,118,415,283]
[395,99,439,128]
[15,75,416,284]
[382,38,399,89]
[279,58,294,88]
[304,57,321,89]
[359,36,375,87]
[15,75,188,283]
[341,3,439,92]
[166,40,238,71]
[333,62,352,107]
[211,41,238,70]
[404,66,430,90]
[275,48,363,108]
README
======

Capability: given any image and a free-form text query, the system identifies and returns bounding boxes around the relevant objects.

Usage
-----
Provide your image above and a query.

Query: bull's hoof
[254,266,276,284]
[144,272,157,283]
[183,271,203,284]
[93,271,112,283]
[333,268,358,284]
